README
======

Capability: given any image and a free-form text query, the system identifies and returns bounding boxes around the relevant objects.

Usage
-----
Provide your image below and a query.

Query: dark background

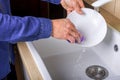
[10,0,66,19]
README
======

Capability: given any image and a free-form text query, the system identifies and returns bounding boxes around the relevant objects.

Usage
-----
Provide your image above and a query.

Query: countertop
[17,42,43,80]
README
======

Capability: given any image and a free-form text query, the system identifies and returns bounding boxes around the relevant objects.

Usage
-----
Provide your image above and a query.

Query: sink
[26,26,120,80]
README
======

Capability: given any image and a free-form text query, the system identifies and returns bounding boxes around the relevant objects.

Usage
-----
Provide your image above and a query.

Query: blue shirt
[0,0,60,79]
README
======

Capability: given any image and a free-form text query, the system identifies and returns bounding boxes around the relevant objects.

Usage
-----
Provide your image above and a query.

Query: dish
[67,8,107,47]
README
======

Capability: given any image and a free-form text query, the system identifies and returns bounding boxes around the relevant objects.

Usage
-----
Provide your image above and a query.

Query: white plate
[67,8,107,47]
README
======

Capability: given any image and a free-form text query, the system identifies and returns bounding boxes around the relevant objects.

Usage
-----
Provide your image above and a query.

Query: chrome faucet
[91,0,112,12]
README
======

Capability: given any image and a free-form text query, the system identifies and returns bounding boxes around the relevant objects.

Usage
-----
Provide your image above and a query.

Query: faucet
[91,0,112,12]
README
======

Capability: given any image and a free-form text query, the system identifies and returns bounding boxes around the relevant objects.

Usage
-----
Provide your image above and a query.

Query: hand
[51,19,82,43]
[61,0,85,14]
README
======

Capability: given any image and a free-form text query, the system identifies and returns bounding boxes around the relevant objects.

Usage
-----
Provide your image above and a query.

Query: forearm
[0,13,52,43]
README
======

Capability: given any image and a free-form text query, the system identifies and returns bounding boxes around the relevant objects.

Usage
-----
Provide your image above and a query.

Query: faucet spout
[91,0,112,12]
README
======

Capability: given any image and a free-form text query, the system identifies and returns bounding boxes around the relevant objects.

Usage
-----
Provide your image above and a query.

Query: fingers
[51,19,82,44]
[61,0,85,14]
[65,19,81,43]
[74,0,85,14]
[60,0,69,10]
[67,8,73,14]
[75,2,83,14]
[78,0,85,8]
[61,0,73,14]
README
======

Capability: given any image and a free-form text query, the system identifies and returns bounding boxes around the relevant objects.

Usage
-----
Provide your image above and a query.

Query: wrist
[51,19,57,37]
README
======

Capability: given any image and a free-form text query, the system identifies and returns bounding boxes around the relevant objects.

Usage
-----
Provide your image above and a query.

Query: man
[0,0,84,79]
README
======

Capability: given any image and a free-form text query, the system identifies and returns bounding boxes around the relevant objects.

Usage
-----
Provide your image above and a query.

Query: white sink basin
[26,26,120,80]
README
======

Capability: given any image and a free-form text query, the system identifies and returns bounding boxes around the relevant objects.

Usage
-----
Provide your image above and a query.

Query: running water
[76,47,87,63]
[71,47,88,80]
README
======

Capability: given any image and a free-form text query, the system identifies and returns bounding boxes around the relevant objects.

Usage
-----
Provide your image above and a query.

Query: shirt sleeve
[42,0,61,4]
[0,13,52,43]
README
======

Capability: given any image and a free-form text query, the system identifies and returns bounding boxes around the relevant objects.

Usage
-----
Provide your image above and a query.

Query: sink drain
[86,65,109,80]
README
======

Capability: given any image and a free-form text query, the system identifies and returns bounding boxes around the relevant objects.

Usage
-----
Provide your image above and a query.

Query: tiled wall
[115,0,120,19]
[102,0,120,19]
[84,0,120,20]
